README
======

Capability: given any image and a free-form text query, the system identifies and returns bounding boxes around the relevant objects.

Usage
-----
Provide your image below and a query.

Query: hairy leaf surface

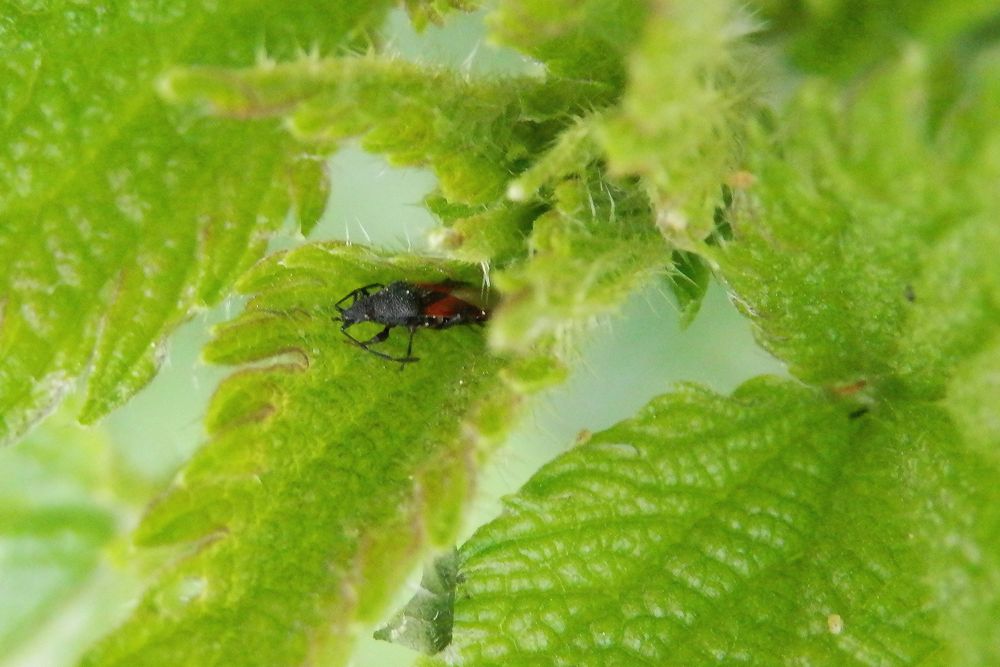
[84,243,508,667]
[718,54,1000,397]
[488,0,650,91]
[160,56,610,206]
[494,0,760,337]
[600,0,759,244]
[0,2,388,442]
[754,0,1000,81]
[425,380,1000,665]
[489,173,667,355]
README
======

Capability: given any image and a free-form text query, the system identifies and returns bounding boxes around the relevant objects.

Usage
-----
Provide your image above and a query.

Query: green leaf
[487,0,650,91]
[0,410,131,661]
[946,334,1000,463]
[485,0,761,347]
[488,172,669,355]
[83,243,510,667]
[666,250,711,327]
[159,56,610,206]
[426,379,1000,665]
[429,199,545,267]
[754,0,1000,81]
[599,0,760,244]
[0,3,387,442]
[504,116,602,203]
[717,52,1000,397]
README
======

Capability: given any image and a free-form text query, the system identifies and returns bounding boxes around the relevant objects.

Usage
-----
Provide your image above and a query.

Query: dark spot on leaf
[848,407,870,419]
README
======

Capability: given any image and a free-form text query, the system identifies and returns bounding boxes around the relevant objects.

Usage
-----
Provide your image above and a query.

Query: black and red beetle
[334,280,489,364]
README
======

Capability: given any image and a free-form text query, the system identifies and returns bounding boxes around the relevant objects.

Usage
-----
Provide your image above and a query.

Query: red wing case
[416,282,490,322]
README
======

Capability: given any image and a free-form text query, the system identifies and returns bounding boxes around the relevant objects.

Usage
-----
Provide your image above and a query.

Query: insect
[334,280,489,364]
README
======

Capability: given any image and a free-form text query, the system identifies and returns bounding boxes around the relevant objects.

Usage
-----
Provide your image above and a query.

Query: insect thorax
[352,282,423,326]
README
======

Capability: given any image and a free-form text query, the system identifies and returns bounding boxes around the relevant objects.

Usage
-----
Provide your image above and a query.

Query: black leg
[340,325,419,364]
[360,326,391,346]
[334,283,385,310]
[397,327,419,371]
[405,327,416,358]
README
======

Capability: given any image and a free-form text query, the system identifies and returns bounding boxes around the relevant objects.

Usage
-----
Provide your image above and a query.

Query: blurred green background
[0,9,783,666]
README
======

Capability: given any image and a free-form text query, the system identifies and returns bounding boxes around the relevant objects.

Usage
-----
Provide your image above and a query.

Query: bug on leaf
[333,280,489,364]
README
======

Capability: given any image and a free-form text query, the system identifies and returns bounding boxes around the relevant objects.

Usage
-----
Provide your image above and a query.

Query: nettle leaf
[505,118,602,204]
[160,56,612,206]
[935,56,1000,457]
[947,335,1000,462]
[718,52,1000,397]
[492,0,759,346]
[489,172,668,355]
[0,3,388,443]
[424,379,1000,665]
[488,0,650,90]
[83,243,509,667]
[0,410,133,661]
[665,250,712,328]
[428,197,544,267]
[599,0,760,244]
[754,0,1000,81]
